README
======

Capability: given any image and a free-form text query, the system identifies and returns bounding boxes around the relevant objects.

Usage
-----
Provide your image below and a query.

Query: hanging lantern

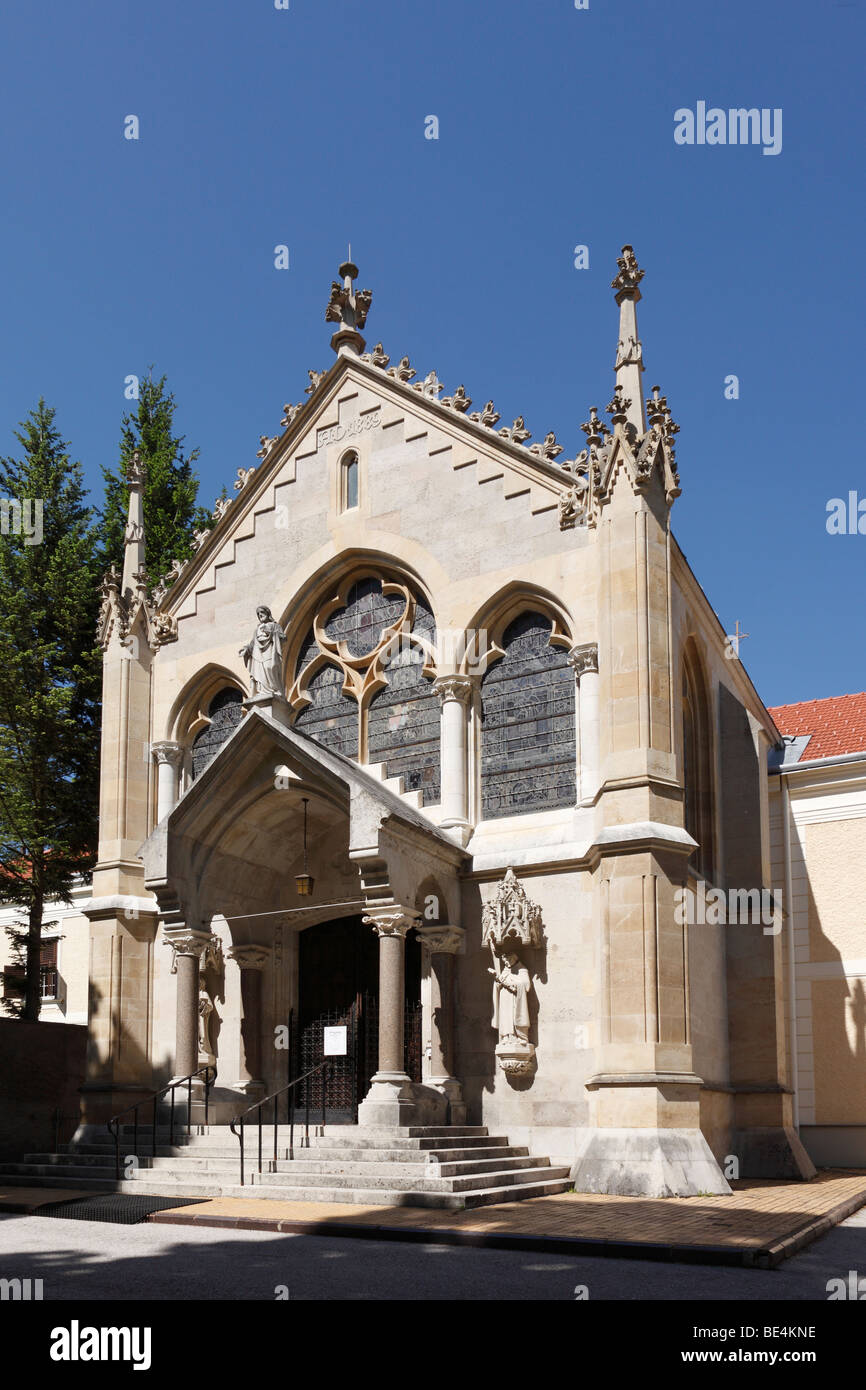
[295,796,314,896]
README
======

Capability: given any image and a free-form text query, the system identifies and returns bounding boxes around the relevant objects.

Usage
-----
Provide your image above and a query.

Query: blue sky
[0,0,862,706]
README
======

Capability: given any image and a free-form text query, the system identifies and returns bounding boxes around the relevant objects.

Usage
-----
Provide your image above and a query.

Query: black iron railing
[107,1064,216,1180]
[230,1061,331,1186]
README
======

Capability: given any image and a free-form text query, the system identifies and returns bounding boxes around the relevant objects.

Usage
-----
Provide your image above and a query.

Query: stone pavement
[134,1170,866,1268]
[4,1170,866,1268]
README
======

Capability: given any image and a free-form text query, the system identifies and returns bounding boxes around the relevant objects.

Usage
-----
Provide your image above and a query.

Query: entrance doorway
[290,916,422,1121]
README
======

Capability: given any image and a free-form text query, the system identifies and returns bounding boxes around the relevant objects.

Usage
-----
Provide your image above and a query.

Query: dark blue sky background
[0,0,862,706]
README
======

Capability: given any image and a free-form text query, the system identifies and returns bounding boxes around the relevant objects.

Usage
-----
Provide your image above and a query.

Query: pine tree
[0,401,102,1020]
[100,370,212,586]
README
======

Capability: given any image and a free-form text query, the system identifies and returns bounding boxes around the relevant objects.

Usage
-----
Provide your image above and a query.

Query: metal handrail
[107,1064,216,1180]
[230,1061,330,1186]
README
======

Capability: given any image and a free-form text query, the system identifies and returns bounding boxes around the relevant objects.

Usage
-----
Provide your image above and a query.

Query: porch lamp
[295,797,314,897]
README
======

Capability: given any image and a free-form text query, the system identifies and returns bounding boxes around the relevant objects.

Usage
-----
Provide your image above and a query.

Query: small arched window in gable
[341,450,359,512]
[191,688,243,779]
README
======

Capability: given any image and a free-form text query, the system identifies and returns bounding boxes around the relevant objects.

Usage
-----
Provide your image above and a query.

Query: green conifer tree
[0,401,101,1019]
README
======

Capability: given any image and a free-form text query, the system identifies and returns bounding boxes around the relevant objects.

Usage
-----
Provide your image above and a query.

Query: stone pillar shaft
[417,925,467,1125]
[433,676,473,842]
[152,741,183,822]
[377,929,407,1077]
[357,908,419,1127]
[569,644,600,805]
[227,945,271,1094]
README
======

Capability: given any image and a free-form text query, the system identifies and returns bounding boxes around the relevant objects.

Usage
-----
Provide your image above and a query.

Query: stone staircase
[0,1125,571,1210]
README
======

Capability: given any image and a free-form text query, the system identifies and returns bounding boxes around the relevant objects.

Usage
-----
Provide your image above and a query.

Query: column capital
[363,907,420,939]
[152,740,184,767]
[164,927,213,958]
[432,674,475,706]
[227,944,272,970]
[568,642,599,679]
[417,924,465,955]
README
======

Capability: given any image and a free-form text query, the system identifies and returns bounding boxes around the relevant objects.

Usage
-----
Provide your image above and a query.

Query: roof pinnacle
[326,252,372,356]
[611,244,647,435]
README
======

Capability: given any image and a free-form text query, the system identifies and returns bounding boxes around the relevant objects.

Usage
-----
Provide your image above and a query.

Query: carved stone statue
[489,948,532,1045]
[240,605,286,696]
[481,868,543,1075]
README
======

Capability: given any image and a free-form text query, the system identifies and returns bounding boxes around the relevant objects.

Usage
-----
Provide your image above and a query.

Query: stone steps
[0,1169,572,1210]
[24,1143,532,1169]
[2,1124,572,1210]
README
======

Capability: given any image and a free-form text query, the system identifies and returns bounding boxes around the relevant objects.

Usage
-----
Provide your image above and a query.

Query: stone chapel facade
[85,247,815,1197]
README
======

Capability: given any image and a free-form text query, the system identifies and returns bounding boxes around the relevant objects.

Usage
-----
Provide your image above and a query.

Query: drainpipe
[781,774,799,1130]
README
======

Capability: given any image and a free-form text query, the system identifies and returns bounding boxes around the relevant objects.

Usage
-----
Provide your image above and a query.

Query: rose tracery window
[290,574,441,804]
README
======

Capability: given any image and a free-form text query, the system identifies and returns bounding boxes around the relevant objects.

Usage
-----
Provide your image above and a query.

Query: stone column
[568,644,600,806]
[357,908,419,1127]
[164,929,213,1081]
[433,675,473,845]
[227,945,271,1095]
[152,741,183,821]
[417,925,466,1124]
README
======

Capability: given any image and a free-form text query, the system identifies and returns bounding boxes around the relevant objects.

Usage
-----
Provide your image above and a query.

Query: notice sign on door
[323,1025,348,1056]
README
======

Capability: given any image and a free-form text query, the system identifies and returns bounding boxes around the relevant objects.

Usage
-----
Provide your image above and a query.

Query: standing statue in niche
[481,868,543,1076]
[489,946,532,1045]
[240,605,287,696]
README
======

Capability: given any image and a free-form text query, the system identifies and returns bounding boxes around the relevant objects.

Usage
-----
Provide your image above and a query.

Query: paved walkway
[5,1170,863,1268]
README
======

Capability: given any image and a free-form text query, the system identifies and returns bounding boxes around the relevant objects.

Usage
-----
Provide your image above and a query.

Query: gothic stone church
[87,247,814,1199]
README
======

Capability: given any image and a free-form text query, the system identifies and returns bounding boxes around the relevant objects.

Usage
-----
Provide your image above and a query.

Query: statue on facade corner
[240,605,286,696]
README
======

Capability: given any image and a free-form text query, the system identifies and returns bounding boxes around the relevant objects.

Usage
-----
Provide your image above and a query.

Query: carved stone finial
[126,449,145,486]
[441,384,472,413]
[412,370,443,399]
[529,431,562,461]
[611,244,645,301]
[580,406,607,447]
[387,355,415,383]
[280,402,301,428]
[498,416,531,445]
[469,400,500,428]
[212,496,231,522]
[606,386,631,428]
[256,436,277,462]
[646,384,668,429]
[236,465,258,490]
[305,369,326,397]
[326,257,372,355]
[360,342,390,369]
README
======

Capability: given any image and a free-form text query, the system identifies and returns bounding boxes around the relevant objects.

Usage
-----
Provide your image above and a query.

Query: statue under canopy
[240,605,286,696]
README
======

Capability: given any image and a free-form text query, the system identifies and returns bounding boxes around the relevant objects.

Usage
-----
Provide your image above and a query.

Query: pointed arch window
[480,611,576,819]
[191,688,243,779]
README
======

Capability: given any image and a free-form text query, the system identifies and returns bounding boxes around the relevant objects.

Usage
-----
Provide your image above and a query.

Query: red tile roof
[768,692,866,762]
